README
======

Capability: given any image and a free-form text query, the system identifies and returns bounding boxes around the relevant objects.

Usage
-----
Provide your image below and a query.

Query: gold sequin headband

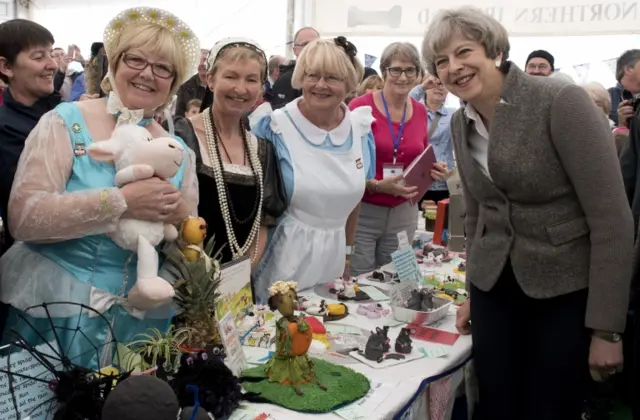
[103,7,200,85]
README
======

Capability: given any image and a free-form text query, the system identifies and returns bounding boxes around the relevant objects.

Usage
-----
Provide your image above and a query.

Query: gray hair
[268,55,284,76]
[616,49,640,82]
[422,6,510,76]
[379,42,421,79]
[550,72,575,84]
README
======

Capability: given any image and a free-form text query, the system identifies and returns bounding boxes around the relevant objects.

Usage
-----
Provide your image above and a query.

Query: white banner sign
[0,1,14,23]
[311,0,640,37]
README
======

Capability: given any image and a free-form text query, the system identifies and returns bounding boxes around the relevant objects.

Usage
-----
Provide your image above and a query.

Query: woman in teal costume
[0,7,200,370]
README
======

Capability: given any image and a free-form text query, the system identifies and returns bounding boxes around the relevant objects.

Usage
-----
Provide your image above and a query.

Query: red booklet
[407,324,460,346]
[403,145,437,205]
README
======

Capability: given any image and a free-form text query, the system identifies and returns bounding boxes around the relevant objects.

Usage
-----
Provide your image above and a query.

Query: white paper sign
[218,312,248,377]
[391,247,421,283]
[216,256,252,322]
[335,382,395,420]
[0,343,58,420]
[397,231,410,250]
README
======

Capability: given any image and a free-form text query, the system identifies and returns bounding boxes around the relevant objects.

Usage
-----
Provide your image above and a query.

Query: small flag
[364,54,377,68]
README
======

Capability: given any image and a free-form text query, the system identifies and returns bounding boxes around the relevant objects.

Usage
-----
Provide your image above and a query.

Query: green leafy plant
[127,325,195,372]
[163,236,224,349]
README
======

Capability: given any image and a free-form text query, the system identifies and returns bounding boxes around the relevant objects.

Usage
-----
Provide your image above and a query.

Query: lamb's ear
[87,140,121,161]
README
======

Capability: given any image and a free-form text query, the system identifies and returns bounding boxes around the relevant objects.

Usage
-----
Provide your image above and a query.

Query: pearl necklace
[203,108,264,262]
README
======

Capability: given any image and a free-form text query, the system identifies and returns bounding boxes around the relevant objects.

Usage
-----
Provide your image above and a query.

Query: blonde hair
[379,42,422,79]
[100,23,191,105]
[582,81,612,116]
[291,39,364,93]
[209,45,267,81]
[422,6,510,75]
[357,75,383,96]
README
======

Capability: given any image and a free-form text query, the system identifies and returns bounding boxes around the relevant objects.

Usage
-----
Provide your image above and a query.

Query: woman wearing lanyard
[349,42,449,275]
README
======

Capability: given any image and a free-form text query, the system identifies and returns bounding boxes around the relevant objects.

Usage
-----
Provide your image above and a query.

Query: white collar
[284,97,351,146]
[463,99,507,122]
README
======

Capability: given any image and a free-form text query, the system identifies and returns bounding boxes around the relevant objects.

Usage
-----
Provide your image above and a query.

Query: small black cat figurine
[395,328,413,354]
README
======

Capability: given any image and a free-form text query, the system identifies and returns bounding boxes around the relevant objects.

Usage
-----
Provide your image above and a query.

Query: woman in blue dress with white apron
[0,7,199,370]
[250,37,376,302]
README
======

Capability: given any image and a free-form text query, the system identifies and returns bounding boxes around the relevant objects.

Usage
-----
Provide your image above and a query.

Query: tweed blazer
[452,63,634,332]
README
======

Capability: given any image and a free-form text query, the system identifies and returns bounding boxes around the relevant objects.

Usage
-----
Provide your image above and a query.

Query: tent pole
[285,0,295,59]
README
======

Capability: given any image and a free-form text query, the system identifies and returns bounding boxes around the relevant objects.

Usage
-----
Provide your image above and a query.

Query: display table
[240,258,473,420]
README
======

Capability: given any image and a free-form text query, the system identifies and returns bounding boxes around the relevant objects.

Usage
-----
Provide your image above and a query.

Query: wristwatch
[345,245,355,256]
[592,330,622,343]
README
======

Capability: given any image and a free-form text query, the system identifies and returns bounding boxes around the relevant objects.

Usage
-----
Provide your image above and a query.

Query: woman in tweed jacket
[422,6,634,420]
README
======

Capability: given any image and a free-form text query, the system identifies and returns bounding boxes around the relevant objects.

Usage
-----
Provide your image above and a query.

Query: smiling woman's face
[208,52,263,118]
[434,34,499,103]
[112,48,175,112]
[0,44,57,104]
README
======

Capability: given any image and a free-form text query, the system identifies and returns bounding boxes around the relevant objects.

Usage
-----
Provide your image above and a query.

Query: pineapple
[162,237,224,348]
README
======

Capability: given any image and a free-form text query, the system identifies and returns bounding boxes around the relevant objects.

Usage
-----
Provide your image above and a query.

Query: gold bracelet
[100,189,110,217]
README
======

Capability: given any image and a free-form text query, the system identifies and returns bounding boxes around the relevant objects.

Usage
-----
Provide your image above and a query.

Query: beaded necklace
[202,107,263,261]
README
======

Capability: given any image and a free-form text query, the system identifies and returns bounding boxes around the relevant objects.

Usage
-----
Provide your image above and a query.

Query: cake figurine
[395,328,413,354]
[301,299,328,316]
[425,252,436,267]
[405,288,436,311]
[339,278,357,299]
[266,281,327,395]
[361,328,387,363]
[179,216,208,262]
[435,255,443,266]
[379,326,391,353]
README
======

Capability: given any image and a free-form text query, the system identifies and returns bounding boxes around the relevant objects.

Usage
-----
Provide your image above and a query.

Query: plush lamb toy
[87,124,185,309]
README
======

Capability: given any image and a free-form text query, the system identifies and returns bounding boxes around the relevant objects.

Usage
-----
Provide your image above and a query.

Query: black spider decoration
[52,367,130,420]
[171,352,266,419]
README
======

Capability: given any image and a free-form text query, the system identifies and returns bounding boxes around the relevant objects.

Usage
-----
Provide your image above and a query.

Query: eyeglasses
[387,67,418,78]
[304,72,344,85]
[121,53,175,79]
[526,63,549,71]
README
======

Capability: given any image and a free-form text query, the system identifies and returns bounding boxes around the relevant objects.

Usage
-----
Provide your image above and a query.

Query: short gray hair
[616,49,640,82]
[379,42,421,79]
[422,6,510,76]
[268,55,283,76]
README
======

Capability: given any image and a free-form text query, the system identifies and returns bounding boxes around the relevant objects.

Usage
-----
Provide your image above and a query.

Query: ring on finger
[163,204,168,213]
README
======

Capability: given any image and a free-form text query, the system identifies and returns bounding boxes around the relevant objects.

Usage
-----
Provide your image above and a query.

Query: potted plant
[126,325,195,378]
[163,236,224,353]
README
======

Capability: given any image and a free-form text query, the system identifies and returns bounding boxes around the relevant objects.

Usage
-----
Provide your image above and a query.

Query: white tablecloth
[240,258,472,420]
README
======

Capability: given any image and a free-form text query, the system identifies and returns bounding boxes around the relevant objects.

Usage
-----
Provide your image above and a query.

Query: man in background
[264,55,286,103]
[268,27,320,109]
[524,50,554,76]
[610,50,640,126]
[175,48,209,117]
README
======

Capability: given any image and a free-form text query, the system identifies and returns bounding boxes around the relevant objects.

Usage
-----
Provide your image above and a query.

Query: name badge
[382,163,403,180]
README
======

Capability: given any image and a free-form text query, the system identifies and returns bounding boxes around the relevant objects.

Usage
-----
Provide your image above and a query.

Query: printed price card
[391,247,421,283]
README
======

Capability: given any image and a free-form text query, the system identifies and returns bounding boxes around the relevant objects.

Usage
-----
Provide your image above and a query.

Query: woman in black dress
[174,37,285,266]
